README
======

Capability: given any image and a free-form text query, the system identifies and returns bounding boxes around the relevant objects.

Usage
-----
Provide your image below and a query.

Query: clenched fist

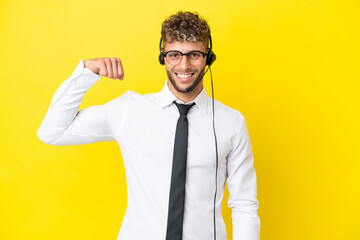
[84,57,124,80]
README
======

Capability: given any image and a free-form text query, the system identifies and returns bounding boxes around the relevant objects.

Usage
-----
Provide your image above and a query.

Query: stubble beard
[166,67,206,93]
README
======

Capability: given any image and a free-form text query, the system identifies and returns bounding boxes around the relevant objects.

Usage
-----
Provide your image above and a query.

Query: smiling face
[164,40,207,101]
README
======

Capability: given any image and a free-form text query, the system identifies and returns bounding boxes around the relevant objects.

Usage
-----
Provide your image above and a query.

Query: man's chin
[176,85,191,93]
[167,70,203,94]
[175,81,197,93]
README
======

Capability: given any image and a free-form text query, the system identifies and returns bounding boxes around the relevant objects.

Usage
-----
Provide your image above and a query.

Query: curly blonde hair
[161,11,210,49]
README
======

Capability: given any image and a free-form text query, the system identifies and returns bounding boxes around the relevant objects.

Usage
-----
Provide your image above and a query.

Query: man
[37,11,260,240]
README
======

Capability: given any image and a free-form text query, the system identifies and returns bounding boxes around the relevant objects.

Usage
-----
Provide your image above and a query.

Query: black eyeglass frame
[162,50,208,64]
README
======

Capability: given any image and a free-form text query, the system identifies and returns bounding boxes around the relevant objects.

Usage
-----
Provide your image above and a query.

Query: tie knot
[174,101,196,116]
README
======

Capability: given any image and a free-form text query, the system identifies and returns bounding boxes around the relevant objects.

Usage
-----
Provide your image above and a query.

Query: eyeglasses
[163,50,207,65]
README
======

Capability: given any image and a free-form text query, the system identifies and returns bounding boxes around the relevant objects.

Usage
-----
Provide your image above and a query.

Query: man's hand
[84,57,124,80]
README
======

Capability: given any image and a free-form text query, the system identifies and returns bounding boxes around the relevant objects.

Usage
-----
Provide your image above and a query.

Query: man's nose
[178,55,191,69]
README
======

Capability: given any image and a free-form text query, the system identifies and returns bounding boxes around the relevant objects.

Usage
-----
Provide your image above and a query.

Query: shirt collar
[160,80,209,114]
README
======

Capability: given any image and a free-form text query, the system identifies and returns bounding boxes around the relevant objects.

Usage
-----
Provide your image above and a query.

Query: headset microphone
[185,65,211,92]
[185,85,196,92]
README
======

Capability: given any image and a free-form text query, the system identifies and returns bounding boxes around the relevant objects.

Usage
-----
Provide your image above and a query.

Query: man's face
[164,40,207,93]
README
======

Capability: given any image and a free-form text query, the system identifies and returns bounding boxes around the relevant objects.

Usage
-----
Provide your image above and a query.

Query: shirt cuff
[82,58,101,83]
[66,59,102,89]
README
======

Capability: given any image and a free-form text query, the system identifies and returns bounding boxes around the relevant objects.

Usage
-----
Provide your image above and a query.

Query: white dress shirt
[37,59,260,240]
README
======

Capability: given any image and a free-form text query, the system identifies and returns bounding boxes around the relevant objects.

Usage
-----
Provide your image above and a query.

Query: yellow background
[1,0,359,239]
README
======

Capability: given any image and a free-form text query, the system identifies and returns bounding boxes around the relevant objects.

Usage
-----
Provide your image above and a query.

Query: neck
[167,80,203,103]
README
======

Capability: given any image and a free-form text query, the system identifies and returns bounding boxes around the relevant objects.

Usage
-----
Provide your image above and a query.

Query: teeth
[177,73,192,78]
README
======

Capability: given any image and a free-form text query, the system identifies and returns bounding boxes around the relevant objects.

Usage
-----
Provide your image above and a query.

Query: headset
[159,35,216,67]
[159,35,219,240]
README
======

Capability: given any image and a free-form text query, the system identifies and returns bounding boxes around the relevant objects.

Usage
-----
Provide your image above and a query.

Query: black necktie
[165,101,196,240]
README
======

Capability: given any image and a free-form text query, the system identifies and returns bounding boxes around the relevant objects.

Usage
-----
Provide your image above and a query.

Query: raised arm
[226,114,260,240]
[37,58,125,145]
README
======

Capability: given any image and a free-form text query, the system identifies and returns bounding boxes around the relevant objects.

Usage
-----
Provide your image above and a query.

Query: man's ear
[203,39,209,51]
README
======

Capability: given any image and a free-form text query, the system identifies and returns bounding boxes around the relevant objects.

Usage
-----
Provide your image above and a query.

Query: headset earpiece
[206,35,216,66]
[206,51,216,66]
[159,53,165,65]
[159,37,165,65]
